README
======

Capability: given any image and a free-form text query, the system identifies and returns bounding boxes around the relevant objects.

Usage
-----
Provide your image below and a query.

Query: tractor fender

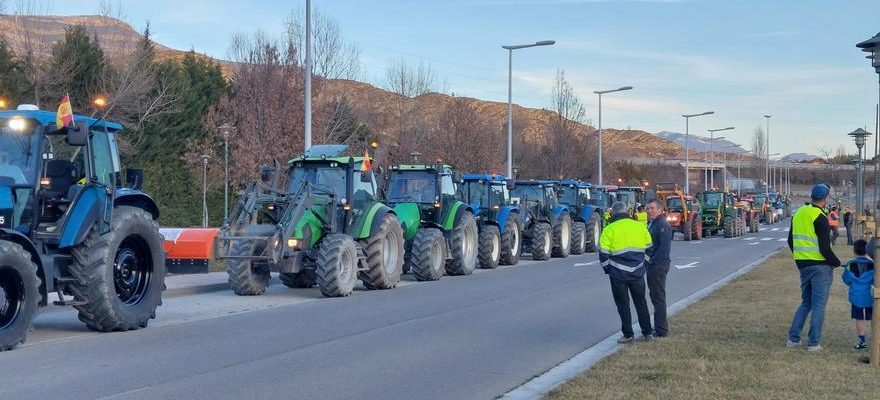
[0,228,49,306]
[363,204,397,239]
[442,202,474,231]
[392,203,422,241]
[114,189,160,220]
[496,206,517,234]
[580,204,598,223]
[58,186,103,249]
[551,204,571,222]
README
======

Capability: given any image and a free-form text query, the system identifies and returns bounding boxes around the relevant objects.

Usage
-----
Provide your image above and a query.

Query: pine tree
[45,25,106,110]
[0,38,33,106]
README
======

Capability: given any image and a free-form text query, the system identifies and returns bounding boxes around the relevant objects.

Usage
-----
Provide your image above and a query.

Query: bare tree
[384,59,436,164]
[543,69,589,180]
[425,96,502,172]
[751,125,766,159]
[285,7,361,80]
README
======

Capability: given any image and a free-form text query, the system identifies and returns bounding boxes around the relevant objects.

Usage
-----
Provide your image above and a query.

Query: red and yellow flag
[56,94,73,128]
[362,150,372,172]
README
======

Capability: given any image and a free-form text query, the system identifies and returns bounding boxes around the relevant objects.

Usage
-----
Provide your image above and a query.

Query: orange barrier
[160,228,219,274]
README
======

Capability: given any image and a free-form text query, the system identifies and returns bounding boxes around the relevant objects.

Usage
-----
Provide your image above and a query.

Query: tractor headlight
[9,117,26,132]
[287,238,298,248]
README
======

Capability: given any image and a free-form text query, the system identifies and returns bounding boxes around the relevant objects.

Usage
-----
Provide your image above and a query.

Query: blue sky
[34,0,880,156]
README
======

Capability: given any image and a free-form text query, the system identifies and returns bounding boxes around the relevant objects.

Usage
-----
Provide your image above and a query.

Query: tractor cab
[386,164,459,227]
[511,180,560,219]
[588,184,617,211]
[457,173,512,222]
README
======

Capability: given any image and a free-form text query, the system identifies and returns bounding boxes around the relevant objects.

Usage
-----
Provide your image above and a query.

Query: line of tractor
[0,108,794,352]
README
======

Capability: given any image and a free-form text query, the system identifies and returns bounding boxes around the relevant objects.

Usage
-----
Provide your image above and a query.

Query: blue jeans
[788,264,833,346]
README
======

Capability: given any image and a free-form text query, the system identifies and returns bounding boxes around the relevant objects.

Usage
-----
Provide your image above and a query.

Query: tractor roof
[287,145,371,168]
[515,179,557,186]
[0,109,123,131]
[618,186,646,192]
[462,173,508,182]
[390,164,453,172]
[559,180,591,188]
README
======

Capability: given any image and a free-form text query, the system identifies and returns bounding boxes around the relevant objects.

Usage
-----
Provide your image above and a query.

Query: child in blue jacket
[842,239,875,350]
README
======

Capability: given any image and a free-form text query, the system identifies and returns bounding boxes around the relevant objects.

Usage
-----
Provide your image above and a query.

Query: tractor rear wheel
[723,217,735,238]
[0,241,40,351]
[531,222,552,261]
[585,213,601,253]
[750,216,760,233]
[683,219,692,241]
[68,206,166,332]
[478,225,501,269]
[552,212,572,258]
[315,234,359,297]
[446,211,479,276]
[570,222,586,255]
[411,228,446,281]
[694,219,703,240]
[360,213,405,290]
[227,240,271,295]
[499,215,521,266]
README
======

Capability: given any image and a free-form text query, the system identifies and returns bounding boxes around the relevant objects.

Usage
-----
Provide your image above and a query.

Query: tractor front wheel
[499,215,521,266]
[0,241,40,351]
[227,240,271,295]
[723,217,735,238]
[585,213,601,253]
[478,225,501,269]
[411,228,446,281]
[446,211,479,276]
[683,219,692,241]
[315,234,359,297]
[694,219,703,240]
[360,213,405,290]
[531,222,552,261]
[570,222,586,255]
[552,212,572,258]
[69,206,166,331]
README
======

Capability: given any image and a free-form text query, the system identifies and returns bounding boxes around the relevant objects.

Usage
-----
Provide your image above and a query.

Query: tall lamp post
[199,154,211,228]
[594,86,633,185]
[304,0,313,151]
[503,40,555,178]
[218,123,234,222]
[763,115,773,196]
[849,128,872,237]
[707,126,734,190]
[858,32,880,221]
[703,135,727,190]
[682,111,714,194]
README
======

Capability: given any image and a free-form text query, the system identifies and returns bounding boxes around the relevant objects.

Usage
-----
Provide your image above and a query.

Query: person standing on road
[844,208,854,246]
[636,205,649,226]
[786,184,841,352]
[645,198,673,337]
[600,201,654,343]
[829,205,840,245]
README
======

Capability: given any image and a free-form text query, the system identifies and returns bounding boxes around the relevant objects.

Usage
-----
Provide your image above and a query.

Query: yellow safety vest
[791,204,825,261]
[637,211,648,225]
[599,217,653,274]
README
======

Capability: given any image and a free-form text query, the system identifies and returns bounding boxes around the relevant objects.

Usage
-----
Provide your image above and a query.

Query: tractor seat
[42,160,76,200]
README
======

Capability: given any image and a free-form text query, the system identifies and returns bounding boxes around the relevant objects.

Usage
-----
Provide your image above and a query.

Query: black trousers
[647,263,670,335]
[609,275,653,338]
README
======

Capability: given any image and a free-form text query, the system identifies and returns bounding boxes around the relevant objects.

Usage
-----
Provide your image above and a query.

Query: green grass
[547,245,880,400]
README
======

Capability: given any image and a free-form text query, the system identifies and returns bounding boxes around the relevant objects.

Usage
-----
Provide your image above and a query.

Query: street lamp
[594,86,633,185]
[703,135,726,191]
[849,128,872,224]
[218,123,235,222]
[763,115,772,196]
[503,40,555,177]
[707,127,734,190]
[199,154,211,228]
[682,111,714,194]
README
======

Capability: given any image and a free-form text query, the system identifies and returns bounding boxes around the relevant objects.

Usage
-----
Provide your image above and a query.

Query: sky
[21,0,880,157]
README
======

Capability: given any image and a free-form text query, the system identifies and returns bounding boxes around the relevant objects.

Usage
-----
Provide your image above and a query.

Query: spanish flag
[362,150,372,172]
[56,94,73,128]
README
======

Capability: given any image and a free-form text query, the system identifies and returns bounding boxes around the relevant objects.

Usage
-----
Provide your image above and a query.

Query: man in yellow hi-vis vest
[786,183,840,352]
[600,201,654,343]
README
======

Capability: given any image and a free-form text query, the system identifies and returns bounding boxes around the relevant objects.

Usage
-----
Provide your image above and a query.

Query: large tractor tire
[736,217,746,236]
[227,240,271,295]
[0,241,40,351]
[68,206,166,332]
[551,212,572,258]
[723,217,735,238]
[570,221,586,255]
[411,228,446,281]
[315,234,359,297]
[280,271,316,288]
[683,219,692,241]
[750,216,760,233]
[585,213,601,253]
[693,219,703,240]
[359,213,405,290]
[478,225,501,269]
[446,211,479,276]
[531,222,553,261]
[499,216,521,266]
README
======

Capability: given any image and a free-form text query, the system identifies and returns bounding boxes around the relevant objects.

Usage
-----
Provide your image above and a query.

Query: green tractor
[698,190,746,238]
[217,145,405,298]
[385,164,478,281]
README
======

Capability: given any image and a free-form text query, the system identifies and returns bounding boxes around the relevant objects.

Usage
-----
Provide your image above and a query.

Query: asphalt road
[0,222,791,400]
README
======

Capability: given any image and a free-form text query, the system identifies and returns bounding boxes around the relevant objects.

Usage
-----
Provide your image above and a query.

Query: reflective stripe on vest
[792,205,825,261]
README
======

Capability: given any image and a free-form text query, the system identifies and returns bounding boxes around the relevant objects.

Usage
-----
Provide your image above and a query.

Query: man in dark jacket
[843,208,853,245]
[646,198,673,337]
[786,183,841,352]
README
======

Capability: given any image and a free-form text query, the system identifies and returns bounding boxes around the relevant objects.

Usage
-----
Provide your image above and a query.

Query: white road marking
[749,242,761,245]
[689,241,703,244]
[785,228,790,232]
[574,261,599,267]
[771,228,780,231]
[778,238,787,242]
[674,261,700,270]
[761,237,773,241]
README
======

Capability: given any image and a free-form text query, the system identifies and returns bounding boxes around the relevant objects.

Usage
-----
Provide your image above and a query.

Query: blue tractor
[457,174,522,268]
[510,180,572,260]
[0,106,165,351]
[556,180,603,254]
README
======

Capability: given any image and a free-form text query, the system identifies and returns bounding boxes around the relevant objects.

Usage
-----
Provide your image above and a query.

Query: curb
[501,246,785,400]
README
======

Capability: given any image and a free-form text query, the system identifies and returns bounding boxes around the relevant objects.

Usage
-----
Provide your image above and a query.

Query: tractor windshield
[0,118,41,185]
[667,197,683,211]
[511,185,543,204]
[754,196,766,207]
[617,191,636,207]
[458,181,506,208]
[558,187,581,206]
[288,166,347,196]
[702,192,723,208]
[387,171,437,203]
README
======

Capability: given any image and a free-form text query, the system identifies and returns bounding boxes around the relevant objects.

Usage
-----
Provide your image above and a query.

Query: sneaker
[807,344,823,352]
[655,332,668,338]
[786,340,801,348]
[617,336,634,344]
[854,342,868,350]
[642,334,655,342]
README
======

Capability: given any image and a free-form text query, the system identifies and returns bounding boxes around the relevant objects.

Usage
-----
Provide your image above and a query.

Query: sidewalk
[545,245,880,400]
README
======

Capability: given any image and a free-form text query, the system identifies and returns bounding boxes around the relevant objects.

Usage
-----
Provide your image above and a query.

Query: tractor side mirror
[260,165,273,183]
[453,172,463,183]
[65,121,89,146]
[125,168,144,190]
[361,170,374,183]
[507,180,515,190]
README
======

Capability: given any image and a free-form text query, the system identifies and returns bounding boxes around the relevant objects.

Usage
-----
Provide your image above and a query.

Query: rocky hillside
[0,13,688,159]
